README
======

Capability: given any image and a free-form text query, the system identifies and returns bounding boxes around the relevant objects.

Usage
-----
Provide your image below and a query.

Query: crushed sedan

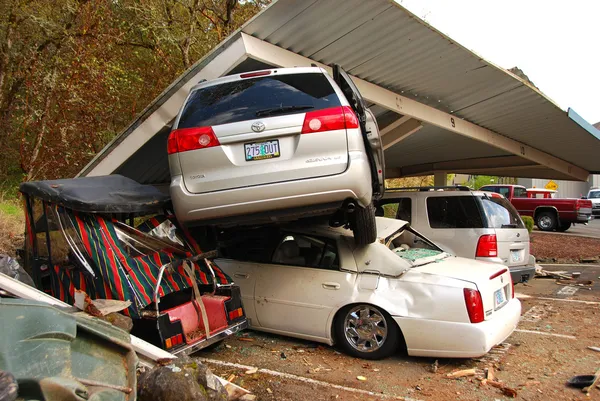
[215,217,521,360]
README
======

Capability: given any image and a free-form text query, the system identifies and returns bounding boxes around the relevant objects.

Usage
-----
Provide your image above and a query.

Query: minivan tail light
[301,106,358,134]
[167,127,220,154]
[476,234,497,257]
[463,288,484,323]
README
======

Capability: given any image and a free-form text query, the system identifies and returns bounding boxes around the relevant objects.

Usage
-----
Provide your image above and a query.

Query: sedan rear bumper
[394,298,521,358]
[171,151,372,225]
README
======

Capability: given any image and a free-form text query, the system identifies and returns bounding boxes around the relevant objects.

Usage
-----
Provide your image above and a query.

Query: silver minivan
[168,66,384,245]
[377,187,536,283]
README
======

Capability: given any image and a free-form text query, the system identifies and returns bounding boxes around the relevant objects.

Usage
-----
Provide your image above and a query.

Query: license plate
[510,250,522,263]
[244,140,280,161]
[494,287,507,309]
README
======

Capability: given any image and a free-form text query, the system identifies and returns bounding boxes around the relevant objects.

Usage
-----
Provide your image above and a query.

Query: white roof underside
[79,0,600,183]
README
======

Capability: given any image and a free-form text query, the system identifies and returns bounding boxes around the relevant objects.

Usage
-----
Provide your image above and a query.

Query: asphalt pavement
[534,217,600,239]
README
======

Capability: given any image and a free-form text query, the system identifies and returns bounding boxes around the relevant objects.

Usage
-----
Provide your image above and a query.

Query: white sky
[398,0,600,125]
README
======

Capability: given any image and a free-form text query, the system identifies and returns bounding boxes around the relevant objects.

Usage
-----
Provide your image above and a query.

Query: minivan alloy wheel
[344,305,387,352]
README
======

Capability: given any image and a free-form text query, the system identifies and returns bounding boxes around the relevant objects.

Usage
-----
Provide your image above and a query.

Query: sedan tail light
[167,127,220,154]
[476,234,497,257]
[301,106,358,134]
[463,288,484,323]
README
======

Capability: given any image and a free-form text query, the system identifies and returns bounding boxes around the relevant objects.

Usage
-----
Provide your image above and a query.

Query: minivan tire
[536,211,557,231]
[353,203,377,246]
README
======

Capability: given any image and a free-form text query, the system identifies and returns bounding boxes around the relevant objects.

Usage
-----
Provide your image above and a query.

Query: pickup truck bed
[480,185,593,232]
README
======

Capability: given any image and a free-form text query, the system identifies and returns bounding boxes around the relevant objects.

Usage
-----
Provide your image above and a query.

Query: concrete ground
[534,217,600,239]
[194,263,600,401]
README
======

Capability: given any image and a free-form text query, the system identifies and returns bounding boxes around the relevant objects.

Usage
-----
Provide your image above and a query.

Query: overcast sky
[398,0,600,125]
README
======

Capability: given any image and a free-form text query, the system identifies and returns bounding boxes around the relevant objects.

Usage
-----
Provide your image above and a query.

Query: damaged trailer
[17,174,247,355]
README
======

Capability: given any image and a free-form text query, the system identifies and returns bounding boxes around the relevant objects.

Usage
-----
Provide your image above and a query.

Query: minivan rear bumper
[171,151,372,225]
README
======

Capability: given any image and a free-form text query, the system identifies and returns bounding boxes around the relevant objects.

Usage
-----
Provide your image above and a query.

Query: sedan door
[214,259,259,325]
[253,233,355,339]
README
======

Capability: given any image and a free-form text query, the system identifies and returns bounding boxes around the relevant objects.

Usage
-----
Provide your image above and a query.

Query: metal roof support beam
[241,33,589,181]
[382,118,423,150]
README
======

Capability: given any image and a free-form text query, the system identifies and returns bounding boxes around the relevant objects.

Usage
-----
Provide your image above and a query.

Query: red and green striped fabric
[50,210,232,318]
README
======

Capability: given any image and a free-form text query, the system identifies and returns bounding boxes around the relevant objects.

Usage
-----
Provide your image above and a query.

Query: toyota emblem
[251,121,266,132]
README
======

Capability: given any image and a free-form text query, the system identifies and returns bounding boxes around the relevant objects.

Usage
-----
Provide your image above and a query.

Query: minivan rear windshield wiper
[255,105,314,117]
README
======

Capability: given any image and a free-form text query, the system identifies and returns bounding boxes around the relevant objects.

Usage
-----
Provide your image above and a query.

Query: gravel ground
[530,232,600,261]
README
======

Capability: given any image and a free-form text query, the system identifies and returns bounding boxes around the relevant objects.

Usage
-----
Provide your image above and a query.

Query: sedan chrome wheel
[343,305,387,353]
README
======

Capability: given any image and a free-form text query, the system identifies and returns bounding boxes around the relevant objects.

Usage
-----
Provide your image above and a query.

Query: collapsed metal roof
[80,0,600,183]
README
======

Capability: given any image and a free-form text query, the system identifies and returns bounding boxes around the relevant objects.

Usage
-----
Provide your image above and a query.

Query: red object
[164,295,230,343]
[476,234,498,257]
[167,127,220,154]
[463,288,484,323]
[510,274,515,299]
[480,184,593,227]
[240,70,271,78]
[489,268,508,280]
[301,106,358,134]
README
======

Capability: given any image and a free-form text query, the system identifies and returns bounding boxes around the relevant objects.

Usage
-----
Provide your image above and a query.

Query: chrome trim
[173,319,248,356]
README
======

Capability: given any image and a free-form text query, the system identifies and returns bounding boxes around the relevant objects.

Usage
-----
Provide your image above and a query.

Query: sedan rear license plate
[510,250,522,263]
[245,140,280,161]
[494,287,507,309]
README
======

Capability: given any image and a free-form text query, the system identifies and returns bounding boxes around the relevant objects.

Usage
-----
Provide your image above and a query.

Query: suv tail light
[167,127,220,154]
[463,288,484,323]
[476,234,497,257]
[301,106,358,134]
[510,274,515,299]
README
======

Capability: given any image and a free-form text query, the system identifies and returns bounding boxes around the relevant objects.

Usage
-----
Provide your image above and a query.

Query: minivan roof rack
[386,185,472,192]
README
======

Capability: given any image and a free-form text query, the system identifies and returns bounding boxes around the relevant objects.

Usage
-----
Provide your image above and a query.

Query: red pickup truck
[479,184,593,232]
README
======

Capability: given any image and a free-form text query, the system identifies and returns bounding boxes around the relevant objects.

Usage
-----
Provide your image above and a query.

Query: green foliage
[0,201,20,216]
[522,216,534,233]
[383,203,399,219]
[0,0,270,188]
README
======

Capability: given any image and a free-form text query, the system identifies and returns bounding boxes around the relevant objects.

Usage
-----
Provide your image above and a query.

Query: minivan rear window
[478,196,525,229]
[178,73,341,128]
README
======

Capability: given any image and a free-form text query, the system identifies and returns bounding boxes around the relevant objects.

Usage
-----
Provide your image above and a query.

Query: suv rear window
[427,196,484,228]
[178,73,341,128]
[478,196,525,229]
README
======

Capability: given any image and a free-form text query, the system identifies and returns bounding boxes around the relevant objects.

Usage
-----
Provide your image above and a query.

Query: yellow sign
[545,180,558,191]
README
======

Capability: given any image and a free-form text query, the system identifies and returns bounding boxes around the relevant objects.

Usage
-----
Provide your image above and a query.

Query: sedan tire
[335,304,401,360]
[352,203,377,246]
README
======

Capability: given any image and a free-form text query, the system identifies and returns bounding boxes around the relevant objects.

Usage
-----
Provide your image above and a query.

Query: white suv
[377,186,536,283]
[587,188,600,216]
[168,66,384,245]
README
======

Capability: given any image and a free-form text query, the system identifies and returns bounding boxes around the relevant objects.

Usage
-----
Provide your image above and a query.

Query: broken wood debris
[446,369,476,378]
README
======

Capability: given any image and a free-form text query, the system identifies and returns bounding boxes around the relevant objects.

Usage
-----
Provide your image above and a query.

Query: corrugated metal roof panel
[242,0,600,174]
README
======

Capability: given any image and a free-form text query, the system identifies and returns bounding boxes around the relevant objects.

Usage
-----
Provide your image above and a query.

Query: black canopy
[20,175,170,214]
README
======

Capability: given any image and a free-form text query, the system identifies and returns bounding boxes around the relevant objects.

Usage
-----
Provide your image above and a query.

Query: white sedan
[215,217,521,359]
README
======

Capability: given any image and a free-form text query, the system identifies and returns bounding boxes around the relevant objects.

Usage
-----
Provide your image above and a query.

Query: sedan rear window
[178,73,341,128]
[478,196,525,229]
